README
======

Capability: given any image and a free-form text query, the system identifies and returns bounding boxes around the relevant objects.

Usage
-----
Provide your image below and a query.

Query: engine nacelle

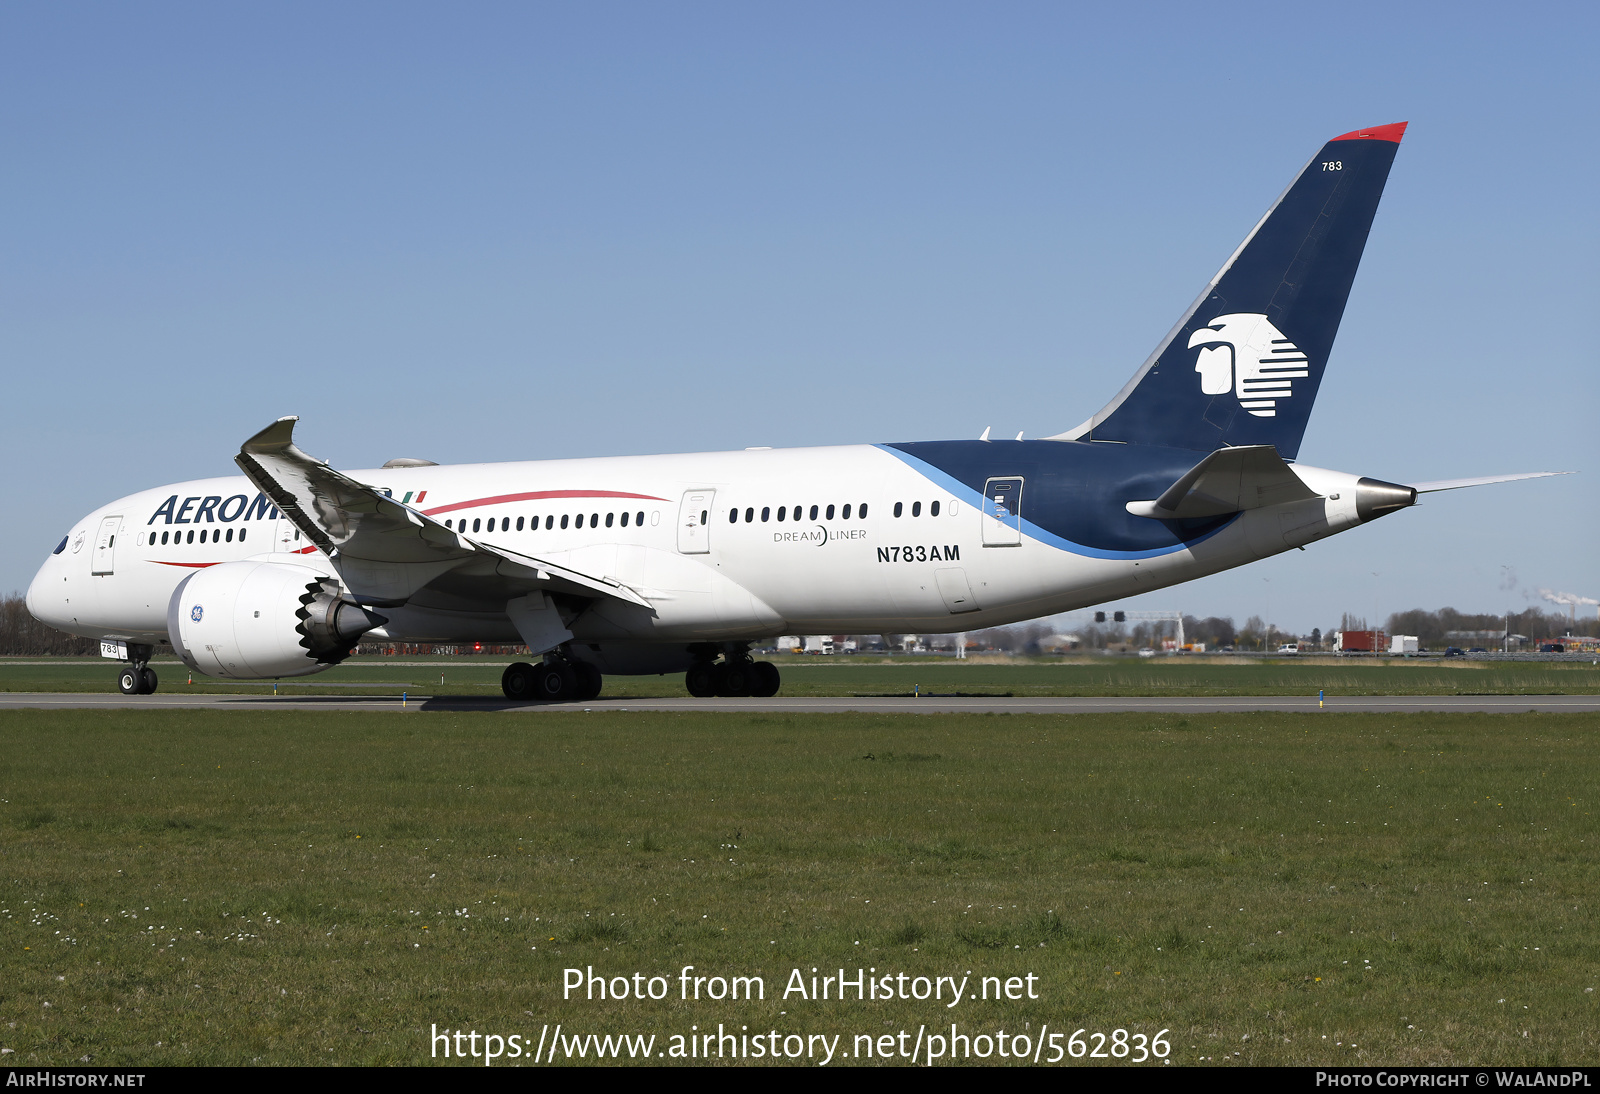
[167,560,387,679]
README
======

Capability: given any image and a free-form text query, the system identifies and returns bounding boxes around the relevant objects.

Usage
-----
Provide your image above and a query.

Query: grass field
[3,654,1598,698]
[2,708,1597,1066]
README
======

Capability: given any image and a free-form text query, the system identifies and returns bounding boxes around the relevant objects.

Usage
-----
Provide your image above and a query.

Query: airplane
[25,121,1566,701]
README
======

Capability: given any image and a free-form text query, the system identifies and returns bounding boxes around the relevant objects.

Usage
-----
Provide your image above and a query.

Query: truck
[1389,635,1420,655]
[1333,630,1387,653]
[804,635,834,655]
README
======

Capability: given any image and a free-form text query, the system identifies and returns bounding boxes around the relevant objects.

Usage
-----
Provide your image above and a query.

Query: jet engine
[167,559,387,680]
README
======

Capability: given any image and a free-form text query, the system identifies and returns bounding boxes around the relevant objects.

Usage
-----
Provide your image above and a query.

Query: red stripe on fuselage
[421,490,667,517]
[150,546,315,567]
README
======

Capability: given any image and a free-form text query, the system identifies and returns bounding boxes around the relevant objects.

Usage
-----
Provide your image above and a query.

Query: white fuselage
[26,442,1368,665]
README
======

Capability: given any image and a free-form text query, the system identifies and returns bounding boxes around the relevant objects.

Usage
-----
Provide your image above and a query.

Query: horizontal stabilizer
[1411,471,1571,494]
[235,416,651,609]
[1125,445,1319,519]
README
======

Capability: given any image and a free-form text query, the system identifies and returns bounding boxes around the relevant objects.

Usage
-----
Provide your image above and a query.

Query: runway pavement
[2,692,1598,714]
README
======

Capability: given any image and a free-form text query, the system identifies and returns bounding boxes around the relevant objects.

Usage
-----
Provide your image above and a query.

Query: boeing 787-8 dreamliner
[25,122,1562,700]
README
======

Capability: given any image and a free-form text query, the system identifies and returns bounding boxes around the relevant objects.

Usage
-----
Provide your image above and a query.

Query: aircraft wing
[1125,444,1319,519]
[234,416,652,608]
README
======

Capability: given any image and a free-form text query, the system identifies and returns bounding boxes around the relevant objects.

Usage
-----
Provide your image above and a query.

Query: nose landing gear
[115,645,158,695]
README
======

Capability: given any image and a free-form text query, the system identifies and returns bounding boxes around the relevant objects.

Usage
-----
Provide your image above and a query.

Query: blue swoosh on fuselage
[878,440,1239,560]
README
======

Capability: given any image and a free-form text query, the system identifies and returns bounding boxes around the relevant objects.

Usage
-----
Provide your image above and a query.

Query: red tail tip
[1330,121,1408,144]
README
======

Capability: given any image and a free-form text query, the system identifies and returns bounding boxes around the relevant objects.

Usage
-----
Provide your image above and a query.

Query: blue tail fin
[1055,122,1406,460]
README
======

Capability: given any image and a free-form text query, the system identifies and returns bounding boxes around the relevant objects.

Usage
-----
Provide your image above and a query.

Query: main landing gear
[685,654,780,698]
[501,657,602,702]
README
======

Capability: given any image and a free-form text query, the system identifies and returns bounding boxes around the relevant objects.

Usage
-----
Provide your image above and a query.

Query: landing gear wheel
[501,661,537,700]
[749,661,780,697]
[535,662,576,701]
[117,667,142,695]
[140,668,159,695]
[571,661,603,701]
[715,660,753,697]
[685,662,718,697]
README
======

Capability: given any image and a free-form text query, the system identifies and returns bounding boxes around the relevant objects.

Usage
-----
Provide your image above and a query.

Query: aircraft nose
[25,551,66,629]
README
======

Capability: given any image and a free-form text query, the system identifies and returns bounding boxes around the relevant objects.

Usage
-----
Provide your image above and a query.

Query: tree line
[0,594,97,655]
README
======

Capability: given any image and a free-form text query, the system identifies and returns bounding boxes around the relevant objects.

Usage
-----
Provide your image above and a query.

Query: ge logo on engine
[190,604,204,623]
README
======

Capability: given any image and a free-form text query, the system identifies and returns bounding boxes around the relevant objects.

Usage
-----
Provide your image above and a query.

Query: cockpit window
[53,536,68,555]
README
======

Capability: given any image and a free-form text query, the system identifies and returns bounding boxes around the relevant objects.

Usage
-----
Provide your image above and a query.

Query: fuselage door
[981,477,1023,547]
[677,490,715,554]
[91,516,122,575]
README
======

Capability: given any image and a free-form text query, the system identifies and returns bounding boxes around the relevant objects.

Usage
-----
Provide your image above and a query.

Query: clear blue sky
[4,1,1595,634]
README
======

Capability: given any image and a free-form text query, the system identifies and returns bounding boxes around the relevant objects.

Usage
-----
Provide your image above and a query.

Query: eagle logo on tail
[1188,313,1310,418]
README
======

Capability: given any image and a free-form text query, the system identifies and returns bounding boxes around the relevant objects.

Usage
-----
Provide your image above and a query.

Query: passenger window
[637,511,644,526]
[546,516,554,530]
[700,510,708,526]
[503,517,511,531]
[777,506,786,522]
[606,512,614,527]
[809,505,819,520]
[744,507,754,523]
[516,516,525,531]
[842,504,851,520]
[187,530,194,544]
[761,507,770,522]
[161,531,169,545]
[473,518,481,532]
[912,501,922,517]
[930,500,941,517]
[239,528,246,542]
[859,503,868,518]
[226,528,234,542]
[825,504,835,520]
[893,502,903,517]
[729,508,738,523]
[561,515,569,529]
[591,513,599,528]
[620,511,629,527]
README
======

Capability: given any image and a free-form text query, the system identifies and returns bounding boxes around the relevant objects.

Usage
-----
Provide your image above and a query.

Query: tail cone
[1354,477,1417,522]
